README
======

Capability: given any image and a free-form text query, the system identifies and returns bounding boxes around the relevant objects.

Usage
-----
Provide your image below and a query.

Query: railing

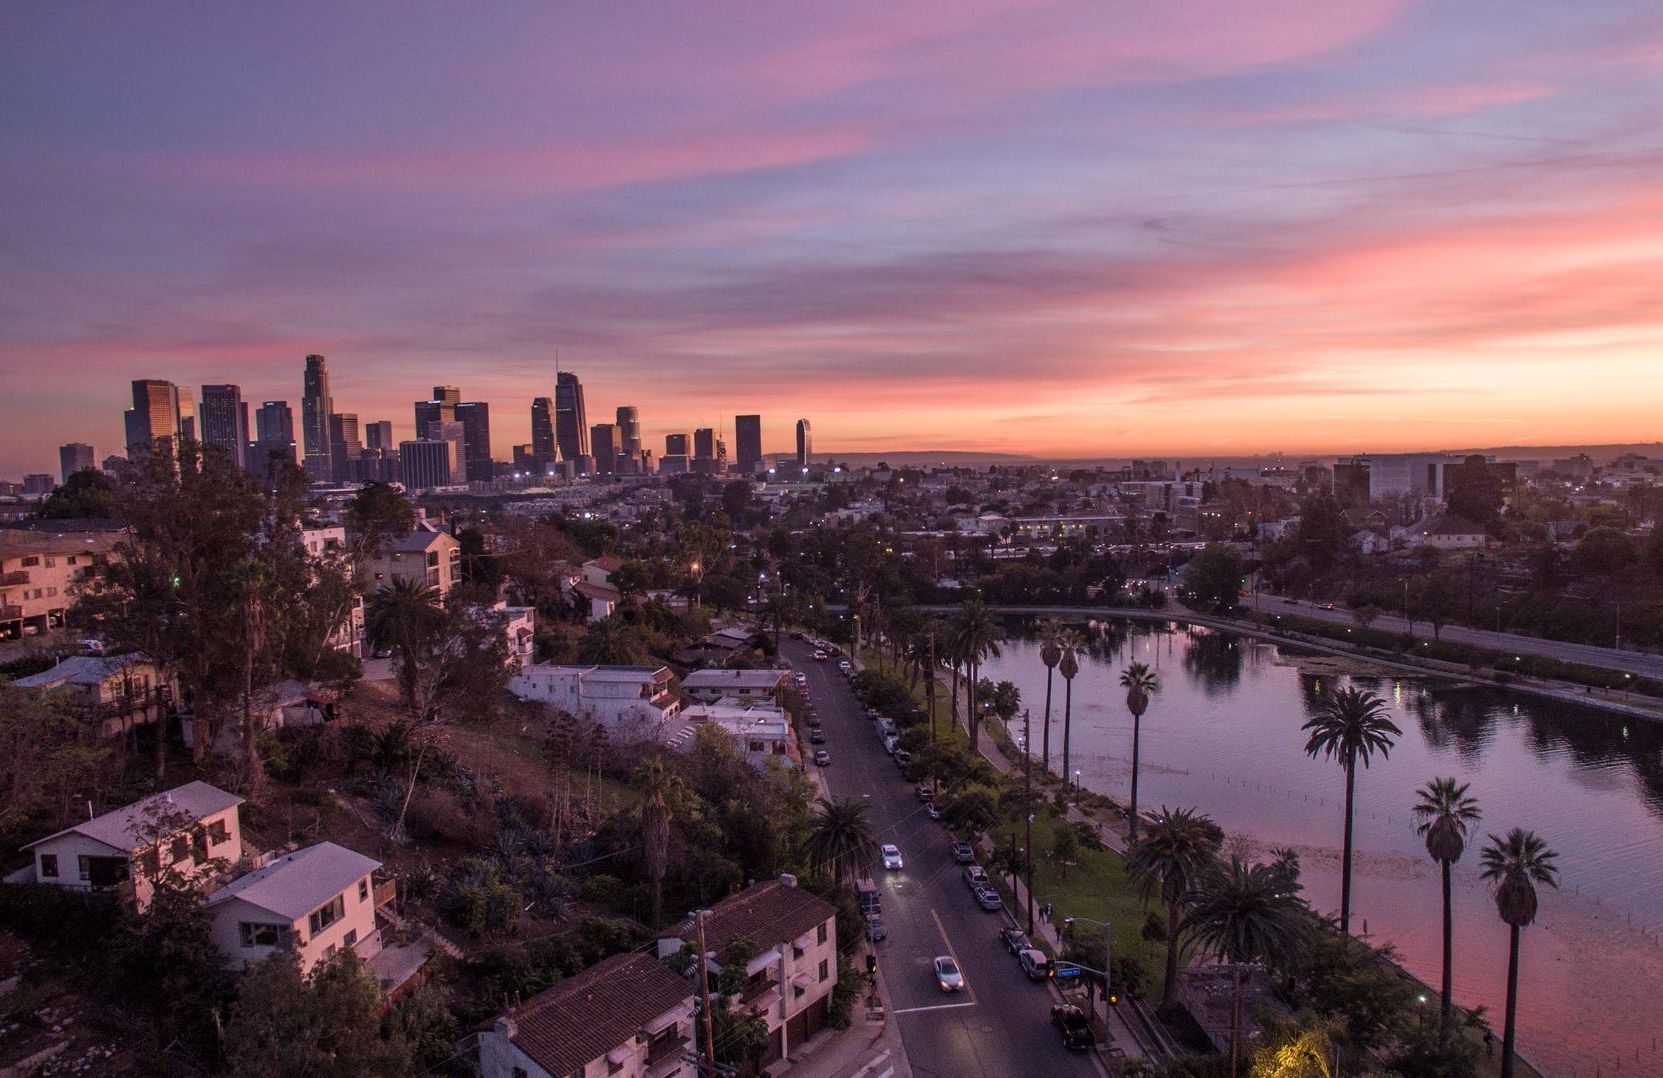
[644,1033,690,1075]
[0,605,22,621]
[0,570,29,585]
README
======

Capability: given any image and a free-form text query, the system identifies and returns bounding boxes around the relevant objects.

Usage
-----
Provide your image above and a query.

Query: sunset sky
[5,1,1663,473]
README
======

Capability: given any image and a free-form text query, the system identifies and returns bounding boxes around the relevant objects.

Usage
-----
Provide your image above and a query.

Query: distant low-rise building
[362,523,460,598]
[14,653,177,738]
[680,668,787,704]
[22,781,243,911]
[509,663,681,733]
[0,527,116,640]
[203,841,384,974]
[1409,513,1488,550]
[677,703,797,769]
[479,950,697,1078]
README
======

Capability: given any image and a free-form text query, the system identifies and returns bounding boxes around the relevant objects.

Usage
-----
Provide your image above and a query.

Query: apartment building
[0,528,116,639]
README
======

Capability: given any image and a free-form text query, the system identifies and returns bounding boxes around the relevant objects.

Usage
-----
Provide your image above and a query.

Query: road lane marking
[930,908,977,1004]
[890,1000,979,1015]
[848,1050,891,1078]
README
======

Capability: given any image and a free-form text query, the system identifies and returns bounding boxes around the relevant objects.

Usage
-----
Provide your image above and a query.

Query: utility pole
[926,632,937,743]
[696,909,717,1072]
[1023,708,1034,934]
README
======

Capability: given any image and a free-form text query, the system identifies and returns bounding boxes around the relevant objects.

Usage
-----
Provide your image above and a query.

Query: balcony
[644,1032,690,1077]
[0,571,29,585]
[0,606,21,622]
[738,973,781,1013]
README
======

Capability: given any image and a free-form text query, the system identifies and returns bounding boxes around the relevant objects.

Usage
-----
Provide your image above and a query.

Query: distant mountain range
[813,443,1663,469]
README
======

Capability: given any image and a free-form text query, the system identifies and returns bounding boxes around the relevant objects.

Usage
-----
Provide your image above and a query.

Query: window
[39,853,58,878]
[169,836,189,864]
[239,923,290,947]
[140,849,161,877]
[207,819,229,845]
[308,894,345,936]
[817,923,828,946]
[77,855,91,881]
[343,928,357,947]
[819,959,829,982]
[44,557,56,568]
[21,556,38,567]
[793,944,805,960]
[358,878,369,902]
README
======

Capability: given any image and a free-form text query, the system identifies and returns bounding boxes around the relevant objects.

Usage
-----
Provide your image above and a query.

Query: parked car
[838,660,852,673]
[808,714,822,728]
[949,843,975,864]
[814,650,828,661]
[810,729,827,744]
[1051,1004,1094,1050]
[915,784,934,802]
[814,750,831,766]
[934,955,964,992]
[881,844,904,870]
[974,886,1004,911]
[1281,597,1298,605]
[865,913,887,943]
[925,802,943,820]
[999,926,1030,954]
[1018,948,1051,980]
[963,865,989,888]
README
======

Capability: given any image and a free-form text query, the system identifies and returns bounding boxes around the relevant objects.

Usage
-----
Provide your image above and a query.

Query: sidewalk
[774,969,909,1078]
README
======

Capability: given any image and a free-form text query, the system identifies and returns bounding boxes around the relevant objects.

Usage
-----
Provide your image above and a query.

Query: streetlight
[1061,915,1114,1024]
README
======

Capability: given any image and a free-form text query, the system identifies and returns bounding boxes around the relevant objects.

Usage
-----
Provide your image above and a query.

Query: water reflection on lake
[980,620,1663,1076]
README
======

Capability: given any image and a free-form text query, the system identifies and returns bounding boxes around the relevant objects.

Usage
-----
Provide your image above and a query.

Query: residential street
[783,638,1101,1078]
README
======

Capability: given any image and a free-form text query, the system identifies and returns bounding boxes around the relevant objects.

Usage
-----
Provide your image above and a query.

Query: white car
[881,844,904,870]
[934,955,964,992]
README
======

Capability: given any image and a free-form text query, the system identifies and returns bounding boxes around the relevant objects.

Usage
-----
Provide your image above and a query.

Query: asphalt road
[783,637,1100,1078]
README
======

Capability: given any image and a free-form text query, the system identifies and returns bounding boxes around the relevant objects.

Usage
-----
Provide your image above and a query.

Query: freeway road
[783,637,1101,1078]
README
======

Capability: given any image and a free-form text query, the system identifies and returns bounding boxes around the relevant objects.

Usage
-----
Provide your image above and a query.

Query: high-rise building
[176,388,197,445]
[616,406,641,460]
[735,415,763,474]
[363,420,395,451]
[795,419,812,469]
[398,439,458,490]
[301,355,334,482]
[432,385,461,407]
[414,397,454,439]
[124,379,183,459]
[199,385,249,468]
[693,428,715,460]
[512,444,537,472]
[455,401,493,482]
[329,413,362,482]
[555,372,589,467]
[23,474,55,495]
[58,443,96,483]
[253,401,297,467]
[590,423,617,475]
[666,432,689,457]
[530,397,556,469]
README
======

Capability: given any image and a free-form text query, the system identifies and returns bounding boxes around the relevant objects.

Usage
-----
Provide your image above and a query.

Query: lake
[979,620,1663,1077]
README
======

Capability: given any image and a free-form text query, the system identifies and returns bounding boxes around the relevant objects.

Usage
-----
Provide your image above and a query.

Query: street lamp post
[1023,708,1034,933]
[1062,915,1114,1026]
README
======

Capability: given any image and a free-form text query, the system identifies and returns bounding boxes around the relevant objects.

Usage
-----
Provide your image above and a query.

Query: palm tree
[950,598,1004,752]
[1480,829,1559,1078]
[809,797,878,890]
[1119,662,1159,841]
[1182,856,1310,1074]
[1413,777,1482,1048]
[1039,621,1064,774]
[1057,630,1084,785]
[637,758,681,927]
[365,578,443,710]
[1125,806,1223,1007]
[1301,686,1401,936]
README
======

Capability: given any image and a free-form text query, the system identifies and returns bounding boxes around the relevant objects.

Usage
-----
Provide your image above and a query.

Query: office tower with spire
[555,371,589,468]
[59,443,96,482]
[531,397,556,471]
[455,400,493,481]
[735,414,763,474]
[199,384,249,468]
[301,355,335,481]
[795,419,812,469]
[124,379,183,459]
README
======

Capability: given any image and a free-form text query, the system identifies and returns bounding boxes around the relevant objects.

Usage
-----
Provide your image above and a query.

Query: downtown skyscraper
[796,418,812,469]
[555,371,589,467]
[735,414,762,474]
[530,397,556,470]
[199,384,249,468]
[301,355,334,481]
[254,401,296,467]
[124,379,183,459]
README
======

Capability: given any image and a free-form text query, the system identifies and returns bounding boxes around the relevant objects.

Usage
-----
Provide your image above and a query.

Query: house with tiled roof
[659,876,839,1067]
[21,781,243,911]
[478,950,696,1078]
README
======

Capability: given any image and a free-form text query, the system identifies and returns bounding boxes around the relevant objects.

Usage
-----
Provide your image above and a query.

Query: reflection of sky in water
[981,622,1663,1074]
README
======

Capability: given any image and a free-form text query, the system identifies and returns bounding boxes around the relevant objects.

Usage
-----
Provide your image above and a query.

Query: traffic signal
[1107,989,1120,1006]
[865,954,877,977]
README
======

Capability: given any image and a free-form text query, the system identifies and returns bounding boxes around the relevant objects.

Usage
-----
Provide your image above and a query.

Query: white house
[203,841,383,974]
[660,877,838,1068]
[22,781,243,911]
[680,668,787,704]
[488,600,536,669]
[14,652,177,738]
[679,703,797,769]
[509,663,680,734]
[363,523,461,598]
[1409,513,1488,551]
[479,950,696,1078]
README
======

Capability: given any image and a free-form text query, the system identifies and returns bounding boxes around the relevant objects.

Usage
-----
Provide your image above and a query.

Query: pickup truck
[1051,1004,1094,1050]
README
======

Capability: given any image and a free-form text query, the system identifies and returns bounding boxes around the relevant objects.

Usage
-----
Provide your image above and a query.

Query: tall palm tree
[365,578,443,710]
[1413,777,1482,1048]
[1301,686,1401,936]
[1125,807,1223,1007]
[1480,829,1559,1078]
[1039,621,1064,774]
[951,598,1004,752]
[1057,630,1083,784]
[808,797,878,891]
[637,758,681,927]
[1119,662,1159,841]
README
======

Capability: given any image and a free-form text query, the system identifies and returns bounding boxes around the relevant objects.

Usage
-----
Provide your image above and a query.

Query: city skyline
[5,3,1663,473]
